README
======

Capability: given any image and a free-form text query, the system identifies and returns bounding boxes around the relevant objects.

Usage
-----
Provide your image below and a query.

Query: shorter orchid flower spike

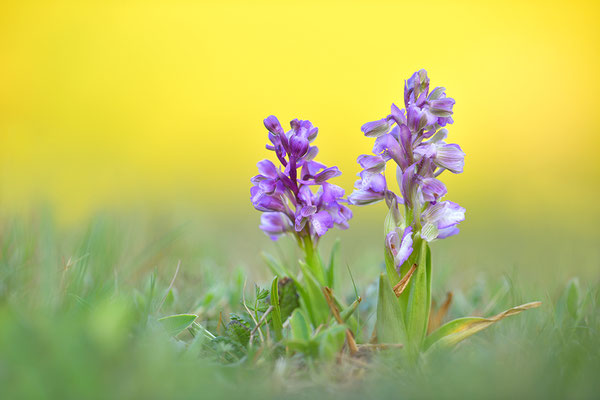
[251,116,352,241]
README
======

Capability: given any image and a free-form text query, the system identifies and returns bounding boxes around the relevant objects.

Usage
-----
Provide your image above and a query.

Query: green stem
[302,235,326,285]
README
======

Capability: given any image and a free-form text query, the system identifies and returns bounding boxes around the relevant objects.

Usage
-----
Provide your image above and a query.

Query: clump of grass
[0,212,598,399]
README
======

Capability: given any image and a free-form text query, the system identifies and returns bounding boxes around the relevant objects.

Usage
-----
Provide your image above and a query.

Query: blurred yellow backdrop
[1,0,599,227]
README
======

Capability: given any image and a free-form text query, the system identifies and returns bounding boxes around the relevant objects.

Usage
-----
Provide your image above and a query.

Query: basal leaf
[289,309,311,342]
[376,273,406,344]
[424,301,542,350]
[317,324,347,360]
[406,239,429,349]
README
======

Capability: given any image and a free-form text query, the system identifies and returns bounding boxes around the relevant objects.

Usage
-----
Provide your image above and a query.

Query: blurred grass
[0,210,599,399]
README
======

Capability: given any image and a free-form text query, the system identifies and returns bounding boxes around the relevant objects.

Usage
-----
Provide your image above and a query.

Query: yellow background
[1,0,599,229]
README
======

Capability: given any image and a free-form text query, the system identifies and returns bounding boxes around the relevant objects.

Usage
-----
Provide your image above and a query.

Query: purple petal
[390,103,407,125]
[300,205,317,217]
[348,189,384,205]
[319,182,345,204]
[258,179,277,194]
[310,211,334,236]
[420,177,447,202]
[303,146,319,161]
[357,154,386,173]
[398,124,412,154]
[253,193,286,213]
[413,143,436,160]
[257,160,278,179]
[437,226,460,239]
[298,185,315,205]
[295,214,307,231]
[307,126,319,142]
[428,87,446,101]
[259,212,291,240]
[264,115,284,135]
[400,163,418,206]
[429,97,455,117]
[361,118,390,138]
[301,160,326,180]
[314,166,341,183]
[385,230,400,257]
[395,226,414,271]
[356,171,386,193]
[422,201,465,229]
[289,135,309,158]
[373,134,406,169]
[435,143,465,173]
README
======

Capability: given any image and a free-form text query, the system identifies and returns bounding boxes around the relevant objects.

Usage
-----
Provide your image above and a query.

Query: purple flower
[357,154,386,174]
[362,118,392,138]
[251,116,352,240]
[420,201,466,242]
[385,226,414,273]
[260,212,292,240]
[348,171,387,205]
[414,139,465,174]
[264,115,284,135]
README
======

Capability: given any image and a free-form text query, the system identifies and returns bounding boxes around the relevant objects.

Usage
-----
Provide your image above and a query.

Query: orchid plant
[350,69,540,355]
[250,116,359,357]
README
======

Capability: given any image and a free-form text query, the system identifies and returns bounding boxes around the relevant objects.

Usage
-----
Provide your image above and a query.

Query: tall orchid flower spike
[350,69,465,279]
[355,70,540,356]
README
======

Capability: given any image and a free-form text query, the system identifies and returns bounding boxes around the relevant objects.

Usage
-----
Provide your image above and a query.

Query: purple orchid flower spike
[350,69,465,277]
[251,116,352,242]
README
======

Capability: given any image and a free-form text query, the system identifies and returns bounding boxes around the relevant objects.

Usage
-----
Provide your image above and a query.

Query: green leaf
[405,239,430,349]
[376,273,406,344]
[289,309,311,342]
[326,238,341,289]
[270,277,283,341]
[384,242,400,288]
[396,250,420,317]
[224,317,251,346]
[424,301,542,350]
[278,277,300,322]
[317,324,347,360]
[158,314,197,336]
[286,339,310,354]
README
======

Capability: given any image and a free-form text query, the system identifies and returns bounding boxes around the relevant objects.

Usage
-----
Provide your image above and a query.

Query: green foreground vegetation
[0,211,598,399]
